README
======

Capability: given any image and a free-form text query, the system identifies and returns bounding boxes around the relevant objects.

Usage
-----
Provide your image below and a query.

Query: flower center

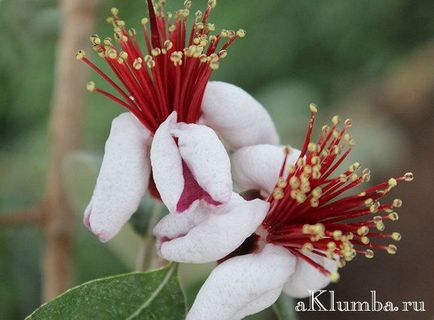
[76,0,245,133]
[261,105,413,281]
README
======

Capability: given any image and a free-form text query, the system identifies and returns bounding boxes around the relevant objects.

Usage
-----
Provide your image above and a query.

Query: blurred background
[0,0,433,319]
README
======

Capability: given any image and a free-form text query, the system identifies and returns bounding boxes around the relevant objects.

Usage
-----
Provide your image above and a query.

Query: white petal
[187,244,296,320]
[283,253,337,298]
[150,112,184,213]
[231,144,301,194]
[156,193,269,263]
[171,123,232,206]
[86,113,152,242]
[201,81,279,150]
[232,289,282,320]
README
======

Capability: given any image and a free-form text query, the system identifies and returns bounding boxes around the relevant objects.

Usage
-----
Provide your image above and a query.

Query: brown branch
[40,0,102,302]
[0,210,41,226]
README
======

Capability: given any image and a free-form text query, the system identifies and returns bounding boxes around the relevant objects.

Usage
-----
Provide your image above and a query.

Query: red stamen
[259,106,413,281]
[77,1,245,133]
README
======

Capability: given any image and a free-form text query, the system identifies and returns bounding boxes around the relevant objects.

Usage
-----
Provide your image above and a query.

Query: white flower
[84,82,278,242]
[79,2,278,242]
[160,109,411,319]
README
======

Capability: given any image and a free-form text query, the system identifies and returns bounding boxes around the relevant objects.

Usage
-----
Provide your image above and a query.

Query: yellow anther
[373,216,382,223]
[360,236,370,244]
[277,177,287,188]
[312,187,322,198]
[302,243,313,253]
[388,212,399,221]
[365,249,374,259]
[289,176,300,189]
[404,172,414,181]
[327,242,336,250]
[120,51,128,60]
[86,81,95,92]
[333,230,342,240]
[103,37,112,46]
[386,244,397,255]
[307,142,317,152]
[151,48,162,56]
[365,198,374,207]
[344,118,352,127]
[170,51,183,66]
[208,0,217,8]
[272,188,284,200]
[133,58,142,70]
[391,232,401,241]
[337,259,346,268]
[236,29,246,38]
[357,226,369,236]
[332,115,339,125]
[392,199,402,208]
[164,40,173,50]
[349,162,360,172]
[296,192,306,203]
[111,7,119,16]
[195,10,203,19]
[107,49,117,59]
[376,222,385,231]
[90,34,101,45]
[218,50,228,59]
[75,50,86,60]
[330,272,340,283]
[388,178,397,187]
[184,0,192,9]
[308,103,318,113]
[141,18,149,25]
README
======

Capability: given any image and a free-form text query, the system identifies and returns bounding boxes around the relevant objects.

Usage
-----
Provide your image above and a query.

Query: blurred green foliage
[0,0,433,319]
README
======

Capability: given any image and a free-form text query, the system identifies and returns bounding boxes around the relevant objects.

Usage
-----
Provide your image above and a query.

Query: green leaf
[26,264,186,320]
[272,294,298,320]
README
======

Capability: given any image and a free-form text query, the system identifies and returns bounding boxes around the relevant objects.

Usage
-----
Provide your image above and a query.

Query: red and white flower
[156,105,413,320]
[80,1,278,242]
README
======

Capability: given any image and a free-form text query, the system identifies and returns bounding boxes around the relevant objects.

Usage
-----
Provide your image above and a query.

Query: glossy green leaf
[26,264,186,320]
[272,294,298,320]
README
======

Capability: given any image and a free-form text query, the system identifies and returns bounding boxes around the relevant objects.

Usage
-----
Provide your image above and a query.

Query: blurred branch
[0,210,41,226]
[38,0,102,302]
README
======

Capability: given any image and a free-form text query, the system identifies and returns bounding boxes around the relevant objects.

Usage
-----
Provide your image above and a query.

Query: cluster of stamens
[76,0,245,133]
[262,104,413,282]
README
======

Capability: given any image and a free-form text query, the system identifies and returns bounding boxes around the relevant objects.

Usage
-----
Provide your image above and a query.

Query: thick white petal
[150,112,184,213]
[156,193,269,263]
[231,144,301,194]
[171,123,232,205]
[187,244,296,320]
[232,289,282,320]
[283,253,338,298]
[201,81,279,150]
[86,113,151,242]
